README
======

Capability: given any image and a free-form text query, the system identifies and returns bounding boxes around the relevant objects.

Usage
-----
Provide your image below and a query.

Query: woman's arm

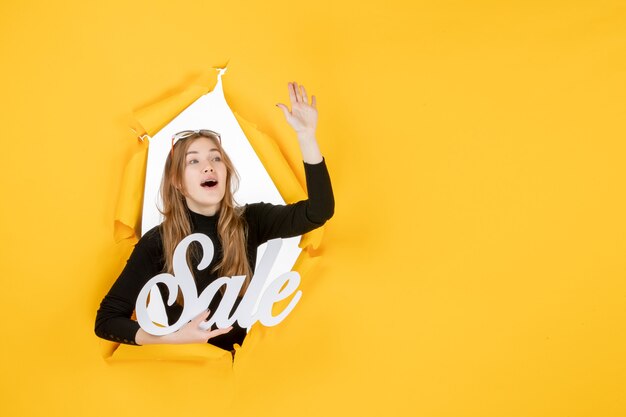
[94,228,161,345]
[246,82,334,243]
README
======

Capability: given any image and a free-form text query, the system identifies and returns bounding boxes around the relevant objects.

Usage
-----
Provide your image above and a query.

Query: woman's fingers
[300,85,308,104]
[276,103,290,118]
[288,82,297,104]
[294,82,303,102]
[172,311,235,343]
[286,81,314,106]
[192,309,210,324]
[311,94,317,108]
[207,326,233,340]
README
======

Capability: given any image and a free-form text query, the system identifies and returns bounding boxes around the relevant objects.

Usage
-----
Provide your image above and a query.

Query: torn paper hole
[141,68,302,326]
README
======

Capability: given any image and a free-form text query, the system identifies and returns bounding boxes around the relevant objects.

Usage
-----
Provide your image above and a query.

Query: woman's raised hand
[276,82,318,137]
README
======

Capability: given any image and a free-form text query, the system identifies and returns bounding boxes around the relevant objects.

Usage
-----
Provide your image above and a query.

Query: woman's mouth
[201,179,218,188]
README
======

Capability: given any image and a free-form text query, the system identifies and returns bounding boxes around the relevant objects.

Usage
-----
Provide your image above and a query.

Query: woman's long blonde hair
[158,132,252,297]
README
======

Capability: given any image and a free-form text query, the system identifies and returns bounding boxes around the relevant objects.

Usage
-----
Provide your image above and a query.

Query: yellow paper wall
[1,1,625,416]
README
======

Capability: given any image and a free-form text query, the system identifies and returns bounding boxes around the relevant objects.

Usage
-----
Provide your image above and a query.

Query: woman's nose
[203,164,214,173]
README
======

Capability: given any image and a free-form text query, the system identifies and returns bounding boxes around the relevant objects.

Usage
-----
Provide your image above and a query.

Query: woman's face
[181,136,228,216]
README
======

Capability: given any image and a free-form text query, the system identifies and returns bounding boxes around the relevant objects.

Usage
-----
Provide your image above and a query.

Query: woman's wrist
[297,132,323,164]
[135,327,176,345]
[296,129,316,143]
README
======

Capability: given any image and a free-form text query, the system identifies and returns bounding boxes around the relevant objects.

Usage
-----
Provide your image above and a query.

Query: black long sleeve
[94,227,163,345]
[94,158,334,349]
[245,158,335,243]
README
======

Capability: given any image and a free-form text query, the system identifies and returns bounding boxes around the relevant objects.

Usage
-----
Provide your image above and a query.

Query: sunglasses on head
[171,129,222,157]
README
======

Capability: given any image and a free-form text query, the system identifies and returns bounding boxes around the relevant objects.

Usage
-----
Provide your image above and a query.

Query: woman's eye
[188,159,198,164]
[212,156,222,162]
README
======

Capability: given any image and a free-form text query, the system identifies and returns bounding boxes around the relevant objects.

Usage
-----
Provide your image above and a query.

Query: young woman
[95,82,334,352]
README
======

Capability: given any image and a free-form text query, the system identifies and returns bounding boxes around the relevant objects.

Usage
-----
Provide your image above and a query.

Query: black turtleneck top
[95,159,334,351]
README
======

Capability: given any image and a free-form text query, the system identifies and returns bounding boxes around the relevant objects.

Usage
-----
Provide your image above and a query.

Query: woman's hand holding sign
[136,310,233,345]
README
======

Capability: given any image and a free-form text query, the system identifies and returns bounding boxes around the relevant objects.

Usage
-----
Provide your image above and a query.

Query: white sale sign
[135,234,302,336]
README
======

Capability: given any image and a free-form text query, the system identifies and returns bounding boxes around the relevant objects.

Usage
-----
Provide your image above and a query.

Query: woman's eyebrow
[185,148,220,156]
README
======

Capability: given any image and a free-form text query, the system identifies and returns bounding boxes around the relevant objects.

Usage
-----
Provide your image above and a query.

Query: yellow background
[1,1,625,416]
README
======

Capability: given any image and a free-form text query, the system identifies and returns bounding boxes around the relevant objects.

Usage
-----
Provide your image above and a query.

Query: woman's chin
[184,198,223,215]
